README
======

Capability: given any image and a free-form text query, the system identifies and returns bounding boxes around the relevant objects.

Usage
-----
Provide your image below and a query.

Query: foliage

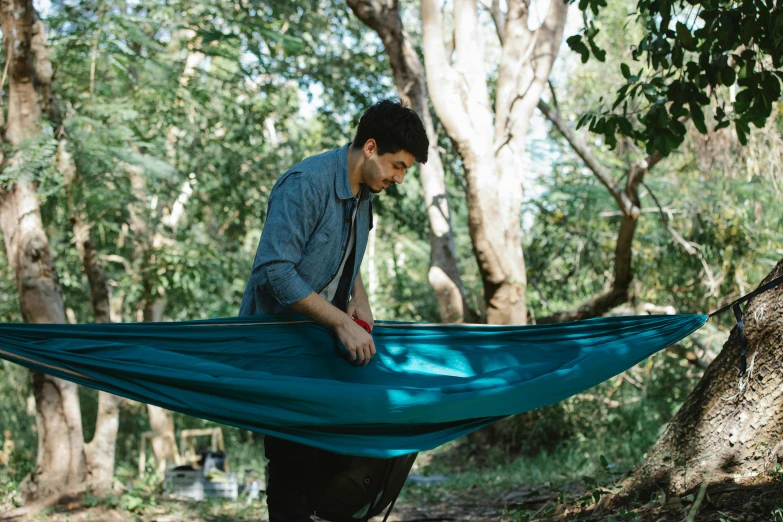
[534,1,783,328]
[568,0,783,155]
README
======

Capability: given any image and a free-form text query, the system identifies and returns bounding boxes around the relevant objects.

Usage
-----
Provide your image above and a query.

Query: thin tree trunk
[347,0,472,323]
[613,259,783,501]
[0,2,86,501]
[122,31,196,468]
[142,272,176,473]
[146,405,177,474]
[59,138,123,489]
[421,0,568,324]
[126,156,177,473]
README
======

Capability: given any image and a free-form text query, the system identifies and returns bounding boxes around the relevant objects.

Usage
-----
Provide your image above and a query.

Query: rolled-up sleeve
[250,174,322,307]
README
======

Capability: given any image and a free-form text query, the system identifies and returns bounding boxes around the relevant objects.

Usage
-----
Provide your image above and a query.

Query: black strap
[707,273,783,377]
[381,496,398,522]
[732,303,749,377]
[708,274,783,317]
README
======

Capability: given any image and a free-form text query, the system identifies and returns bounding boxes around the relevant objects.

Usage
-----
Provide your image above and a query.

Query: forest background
[0,0,781,520]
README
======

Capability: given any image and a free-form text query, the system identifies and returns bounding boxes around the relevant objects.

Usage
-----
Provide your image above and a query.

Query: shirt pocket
[304,229,332,255]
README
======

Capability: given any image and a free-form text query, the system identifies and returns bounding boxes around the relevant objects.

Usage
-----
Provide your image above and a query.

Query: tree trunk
[347,0,472,323]
[421,0,567,324]
[59,139,123,489]
[0,0,87,501]
[146,405,177,473]
[619,259,783,499]
[126,160,178,473]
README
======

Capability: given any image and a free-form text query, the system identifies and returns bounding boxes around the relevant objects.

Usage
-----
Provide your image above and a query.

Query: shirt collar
[336,142,374,203]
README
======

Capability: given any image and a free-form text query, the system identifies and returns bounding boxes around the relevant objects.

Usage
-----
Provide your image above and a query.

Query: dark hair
[352,99,428,164]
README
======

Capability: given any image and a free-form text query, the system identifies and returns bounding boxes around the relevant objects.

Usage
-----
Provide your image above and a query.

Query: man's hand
[347,293,374,331]
[335,316,376,366]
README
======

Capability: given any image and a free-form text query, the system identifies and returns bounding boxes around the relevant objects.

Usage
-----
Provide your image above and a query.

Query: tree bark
[0,0,87,501]
[421,0,568,324]
[617,260,783,499]
[347,0,472,323]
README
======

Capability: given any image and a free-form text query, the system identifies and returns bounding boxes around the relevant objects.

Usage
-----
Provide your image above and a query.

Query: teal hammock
[0,313,706,457]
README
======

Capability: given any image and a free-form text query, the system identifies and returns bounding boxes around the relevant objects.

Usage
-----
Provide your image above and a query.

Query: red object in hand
[353,317,372,333]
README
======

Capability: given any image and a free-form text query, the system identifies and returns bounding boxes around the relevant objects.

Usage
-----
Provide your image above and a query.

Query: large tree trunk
[347,0,472,323]
[59,139,123,489]
[421,0,567,324]
[0,1,87,501]
[618,259,783,499]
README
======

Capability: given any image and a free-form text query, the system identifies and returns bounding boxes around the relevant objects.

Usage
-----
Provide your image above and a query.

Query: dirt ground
[1,479,781,521]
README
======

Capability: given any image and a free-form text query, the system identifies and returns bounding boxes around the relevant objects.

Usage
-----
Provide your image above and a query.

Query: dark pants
[266,435,348,522]
[264,303,351,521]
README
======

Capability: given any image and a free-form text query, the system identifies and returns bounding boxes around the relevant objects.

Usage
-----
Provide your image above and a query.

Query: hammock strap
[381,496,398,522]
[707,274,783,377]
[708,274,783,317]
[733,303,749,377]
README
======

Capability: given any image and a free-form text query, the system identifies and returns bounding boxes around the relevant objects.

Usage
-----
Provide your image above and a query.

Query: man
[239,99,428,521]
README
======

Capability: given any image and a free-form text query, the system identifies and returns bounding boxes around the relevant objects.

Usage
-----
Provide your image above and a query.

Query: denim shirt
[239,143,374,316]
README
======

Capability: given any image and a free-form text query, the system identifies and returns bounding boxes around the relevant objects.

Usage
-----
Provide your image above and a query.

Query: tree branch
[642,180,719,294]
[538,99,636,214]
[532,0,568,72]
[479,0,506,45]
[421,0,473,145]
[536,101,666,323]
[453,0,492,126]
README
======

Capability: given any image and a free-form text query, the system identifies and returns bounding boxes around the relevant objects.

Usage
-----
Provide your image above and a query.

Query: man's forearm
[351,272,368,301]
[290,291,351,331]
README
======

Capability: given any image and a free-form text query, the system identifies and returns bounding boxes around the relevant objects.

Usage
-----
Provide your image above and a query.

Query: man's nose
[393,172,405,184]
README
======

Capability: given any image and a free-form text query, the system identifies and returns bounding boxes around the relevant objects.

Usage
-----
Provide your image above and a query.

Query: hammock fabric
[0,313,706,458]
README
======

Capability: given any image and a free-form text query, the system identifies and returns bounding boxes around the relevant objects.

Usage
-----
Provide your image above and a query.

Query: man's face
[362,142,415,194]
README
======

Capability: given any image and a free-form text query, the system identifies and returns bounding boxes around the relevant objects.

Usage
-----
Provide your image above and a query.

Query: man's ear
[363,139,376,158]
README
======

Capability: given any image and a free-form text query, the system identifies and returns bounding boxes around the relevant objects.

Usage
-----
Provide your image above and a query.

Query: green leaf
[762,73,782,102]
[567,35,590,63]
[617,117,634,135]
[720,65,736,87]
[672,42,684,68]
[612,84,630,110]
[676,22,697,51]
[576,112,592,129]
[600,454,609,469]
[735,119,749,145]
[689,102,707,134]
[734,89,754,113]
[621,63,631,80]
[585,26,606,61]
